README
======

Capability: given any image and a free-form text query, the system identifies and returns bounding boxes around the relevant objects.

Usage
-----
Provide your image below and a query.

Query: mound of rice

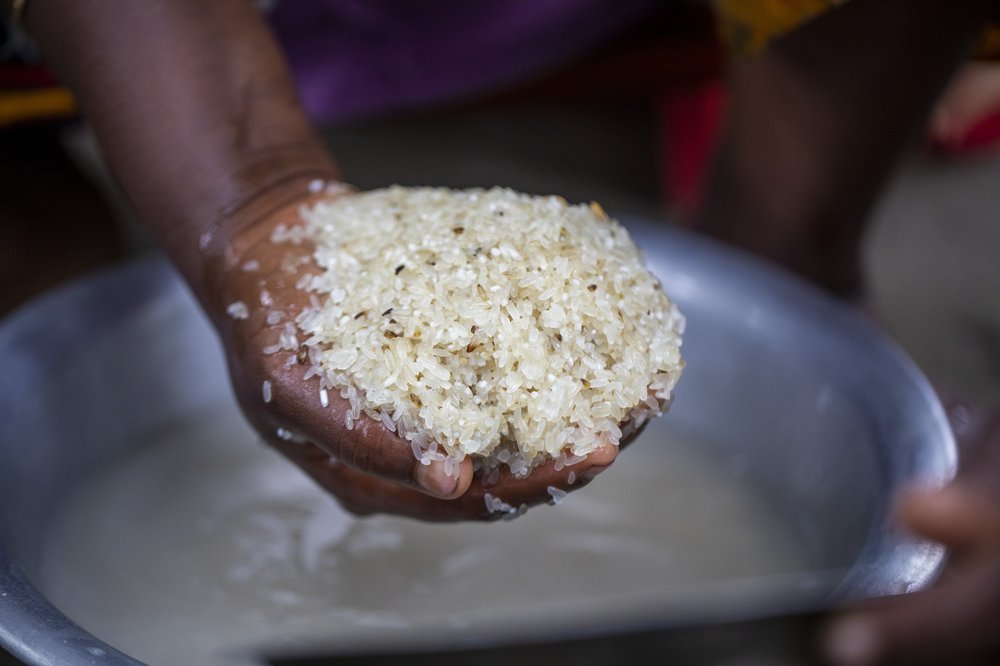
[275,186,684,477]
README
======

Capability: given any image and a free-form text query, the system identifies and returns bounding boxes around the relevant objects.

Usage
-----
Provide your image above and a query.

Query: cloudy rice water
[279,187,685,475]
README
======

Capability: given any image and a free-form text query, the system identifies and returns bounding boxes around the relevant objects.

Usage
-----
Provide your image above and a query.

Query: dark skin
[698,0,1000,662]
[12,0,1000,659]
[214,193,620,518]
[16,0,618,520]
[700,1,995,297]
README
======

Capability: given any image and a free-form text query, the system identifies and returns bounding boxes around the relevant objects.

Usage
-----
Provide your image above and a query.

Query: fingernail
[823,617,881,665]
[416,459,461,498]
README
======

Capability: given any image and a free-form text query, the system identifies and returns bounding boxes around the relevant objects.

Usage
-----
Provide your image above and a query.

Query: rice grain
[276,186,684,474]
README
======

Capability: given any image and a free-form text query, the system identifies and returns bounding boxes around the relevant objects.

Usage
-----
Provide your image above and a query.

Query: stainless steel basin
[0,221,956,664]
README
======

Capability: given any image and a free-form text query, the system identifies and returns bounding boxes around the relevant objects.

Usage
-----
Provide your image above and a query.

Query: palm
[209,193,620,521]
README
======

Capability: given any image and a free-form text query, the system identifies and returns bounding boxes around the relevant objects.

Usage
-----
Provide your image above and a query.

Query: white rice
[547,485,568,505]
[226,301,249,321]
[483,492,517,515]
[276,186,684,473]
[262,380,272,404]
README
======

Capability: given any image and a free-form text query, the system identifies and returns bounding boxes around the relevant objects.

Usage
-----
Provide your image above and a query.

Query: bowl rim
[0,220,957,665]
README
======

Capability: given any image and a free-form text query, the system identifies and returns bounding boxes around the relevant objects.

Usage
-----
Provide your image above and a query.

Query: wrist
[202,164,341,256]
[181,160,344,315]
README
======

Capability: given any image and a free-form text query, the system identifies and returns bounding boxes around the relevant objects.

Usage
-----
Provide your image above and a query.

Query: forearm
[698,0,992,295]
[21,0,338,305]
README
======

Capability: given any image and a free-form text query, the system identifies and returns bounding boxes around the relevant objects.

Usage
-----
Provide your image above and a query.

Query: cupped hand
[824,406,1000,665]
[204,182,623,521]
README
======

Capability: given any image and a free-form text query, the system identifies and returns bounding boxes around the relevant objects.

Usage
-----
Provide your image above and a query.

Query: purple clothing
[268,0,661,124]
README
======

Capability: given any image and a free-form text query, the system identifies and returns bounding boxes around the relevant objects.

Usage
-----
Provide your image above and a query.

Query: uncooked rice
[275,186,684,476]
[226,301,249,321]
[547,485,568,505]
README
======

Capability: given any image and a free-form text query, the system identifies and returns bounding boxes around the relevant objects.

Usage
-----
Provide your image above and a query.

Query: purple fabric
[268,0,661,124]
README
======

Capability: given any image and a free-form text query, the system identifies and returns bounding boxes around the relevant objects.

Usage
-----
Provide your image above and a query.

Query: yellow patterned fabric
[0,87,75,127]
[715,0,1000,58]
[715,0,834,55]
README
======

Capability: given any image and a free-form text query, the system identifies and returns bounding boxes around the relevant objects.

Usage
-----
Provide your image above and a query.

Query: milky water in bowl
[38,404,813,666]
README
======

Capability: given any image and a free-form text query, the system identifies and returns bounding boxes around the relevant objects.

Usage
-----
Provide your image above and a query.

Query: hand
[206,182,622,521]
[823,405,1000,665]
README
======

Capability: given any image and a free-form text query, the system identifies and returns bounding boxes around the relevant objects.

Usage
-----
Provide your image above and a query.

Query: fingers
[822,476,1000,664]
[265,420,473,520]
[218,192,642,520]
[262,360,475,500]
[346,443,614,521]
[895,485,1000,556]
[476,441,619,510]
[253,345,627,517]
[895,408,1000,557]
[414,455,474,499]
[259,341,630,510]
[290,457,494,521]
[823,565,1000,665]
[269,432,618,522]
[223,234,477,500]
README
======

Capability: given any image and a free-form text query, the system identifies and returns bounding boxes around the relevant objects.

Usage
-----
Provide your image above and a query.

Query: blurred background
[1,0,998,408]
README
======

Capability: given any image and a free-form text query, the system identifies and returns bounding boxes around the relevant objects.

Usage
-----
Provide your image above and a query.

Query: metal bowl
[0,221,955,665]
